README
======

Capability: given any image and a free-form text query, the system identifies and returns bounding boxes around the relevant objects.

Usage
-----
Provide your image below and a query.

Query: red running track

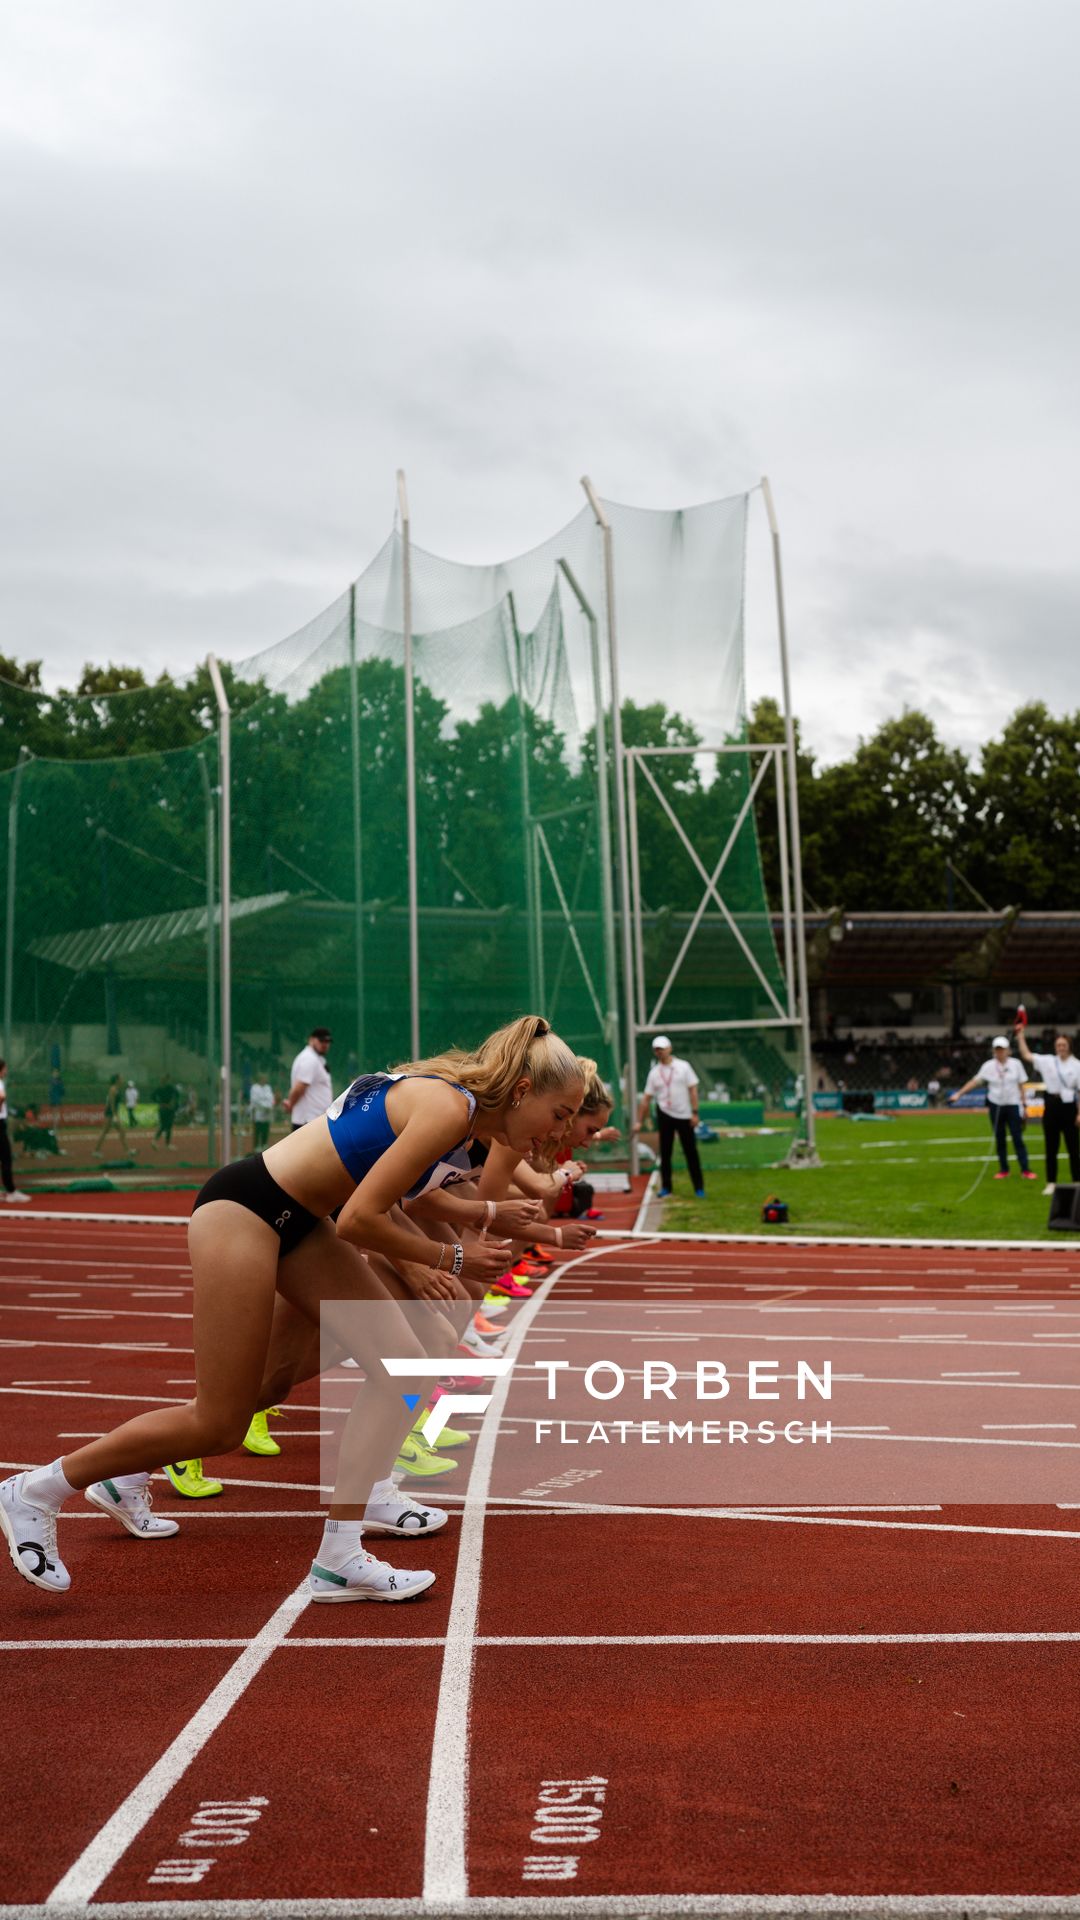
[1,1215,1080,1913]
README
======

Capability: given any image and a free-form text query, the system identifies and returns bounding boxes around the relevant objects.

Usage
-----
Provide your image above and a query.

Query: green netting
[0,488,795,1167]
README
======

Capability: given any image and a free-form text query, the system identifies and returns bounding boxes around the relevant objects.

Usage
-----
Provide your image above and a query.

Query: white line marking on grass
[422,1238,631,1906]
[43,1579,309,1905]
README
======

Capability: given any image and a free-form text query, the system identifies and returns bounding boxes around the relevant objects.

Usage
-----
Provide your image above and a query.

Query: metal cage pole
[760,477,818,1162]
[207,656,232,1164]
[3,746,29,1066]
[508,593,542,1011]
[397,470,421,1058]
[197,752,217,1168]
[348,582,366,1068]
[557,558,622,1102]
[581,477,639,1171]
[773,744,795,1021]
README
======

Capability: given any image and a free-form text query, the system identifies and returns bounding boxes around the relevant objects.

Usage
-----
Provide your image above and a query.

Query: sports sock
[368,1477,398,1503]
[23,1458,78,1511]
[112,1472,151,1492]
[318,1517,364,1567]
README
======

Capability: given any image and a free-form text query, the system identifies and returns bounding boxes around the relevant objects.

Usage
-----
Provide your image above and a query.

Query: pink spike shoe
[489,1272,532,1298]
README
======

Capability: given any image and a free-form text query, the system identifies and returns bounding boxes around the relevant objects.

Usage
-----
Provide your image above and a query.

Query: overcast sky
[2,0,1078,764]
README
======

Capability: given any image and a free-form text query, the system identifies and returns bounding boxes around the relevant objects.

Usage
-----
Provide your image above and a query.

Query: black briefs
[192,1153,323,1257]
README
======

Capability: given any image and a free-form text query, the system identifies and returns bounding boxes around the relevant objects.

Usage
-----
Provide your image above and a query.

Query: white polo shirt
[644,1056,699,1121]
[289,1046,333,1125]
[976,1057,1027,1108]
[1028,1051,1080,1104]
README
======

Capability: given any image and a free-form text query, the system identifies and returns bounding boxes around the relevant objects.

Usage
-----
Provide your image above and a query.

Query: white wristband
[485,1200,496,1227]
[555,1226,563,1247]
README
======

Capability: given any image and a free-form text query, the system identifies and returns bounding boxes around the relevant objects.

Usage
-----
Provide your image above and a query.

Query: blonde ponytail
[577,1058,613,1115]
[393,1014,584,1114]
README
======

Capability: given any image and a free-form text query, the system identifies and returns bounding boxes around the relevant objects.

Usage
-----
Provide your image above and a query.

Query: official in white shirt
[633,1035,705,1198]
[284,1027,333,1130]
[1015,1024,1080,1190]
[949,1036,1036,1181]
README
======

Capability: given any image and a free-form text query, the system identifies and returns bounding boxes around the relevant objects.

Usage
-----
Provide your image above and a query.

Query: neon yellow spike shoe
[414,1417,471,1450]
[164,1459,223,1499]
[394,1432,458,1477]
[242,1409,282,1457]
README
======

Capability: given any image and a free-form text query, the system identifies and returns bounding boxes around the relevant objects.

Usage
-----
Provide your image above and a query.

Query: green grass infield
[659,1109,1073,1242]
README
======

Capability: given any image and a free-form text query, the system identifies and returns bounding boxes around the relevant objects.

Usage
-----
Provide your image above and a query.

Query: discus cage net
[1,480,815,1172]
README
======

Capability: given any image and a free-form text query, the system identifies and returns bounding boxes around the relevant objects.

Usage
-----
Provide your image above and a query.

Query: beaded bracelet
[450,1241,464,1279]
[434,1243,448,1271]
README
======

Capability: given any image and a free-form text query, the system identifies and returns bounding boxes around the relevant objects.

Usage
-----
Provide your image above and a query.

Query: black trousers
[989,1103,1029,1173]
[657,1110,703,1192]
[1042,1093,1080,1184]
[0,1119,12,1194]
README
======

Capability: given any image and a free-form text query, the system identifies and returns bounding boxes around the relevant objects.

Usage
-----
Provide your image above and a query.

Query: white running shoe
[308,1549,436,1603]
[458,1324,504,1360]
[0,1473,71,1592]
[3,1191,30,1204]
[362,1490,448,1536]
[84,1477,179,1538]
[1043,1184,1055,1196]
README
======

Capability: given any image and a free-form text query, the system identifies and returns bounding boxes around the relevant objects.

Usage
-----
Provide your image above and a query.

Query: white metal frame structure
[582,474,818,1175]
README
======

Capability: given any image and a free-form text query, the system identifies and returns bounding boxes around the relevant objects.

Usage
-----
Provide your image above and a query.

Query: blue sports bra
[324,1072,478,1199]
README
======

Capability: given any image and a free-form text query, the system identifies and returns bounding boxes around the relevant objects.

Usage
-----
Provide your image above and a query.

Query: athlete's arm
[335,1083,511,1279]
[476,1140,549,1201]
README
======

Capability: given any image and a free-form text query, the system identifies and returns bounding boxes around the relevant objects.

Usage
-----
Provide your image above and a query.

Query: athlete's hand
[562,1161,588,1184]
[459,1237,514,1282]
[491,1199,544,1236]
[398,1259,459,1302]
[553,1219,595,1250]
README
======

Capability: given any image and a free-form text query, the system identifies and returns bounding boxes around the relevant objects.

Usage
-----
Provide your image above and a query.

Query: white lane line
[12,1379,90,1385]
[941,1370,1021,1377]
[478,1631,1080,1645]
[43,1578,310,1905]
[6,1888,1080,1918]
[0,1637,444,1651]
[6,1631,1080,1654]
[28,1292,80,1299]
[494,1503,1080,1542]
[982,1424,1077,1431]
[0,1255,188,1271]
[0,1337,190,1354]
[423,1237,629,1906]
[0,1304,192,1321]
[0,1275,190,1297]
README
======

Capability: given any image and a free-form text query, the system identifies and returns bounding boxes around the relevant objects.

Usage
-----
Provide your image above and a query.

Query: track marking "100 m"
[147,1797,269,1885]
[522,1777,608,1882]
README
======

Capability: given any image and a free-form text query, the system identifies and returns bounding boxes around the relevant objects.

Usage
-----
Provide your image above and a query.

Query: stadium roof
[797,911,1080,988]
[28,900,1080,993]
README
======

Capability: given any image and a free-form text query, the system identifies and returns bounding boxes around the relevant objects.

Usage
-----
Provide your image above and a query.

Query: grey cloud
[1,0,1078,751]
